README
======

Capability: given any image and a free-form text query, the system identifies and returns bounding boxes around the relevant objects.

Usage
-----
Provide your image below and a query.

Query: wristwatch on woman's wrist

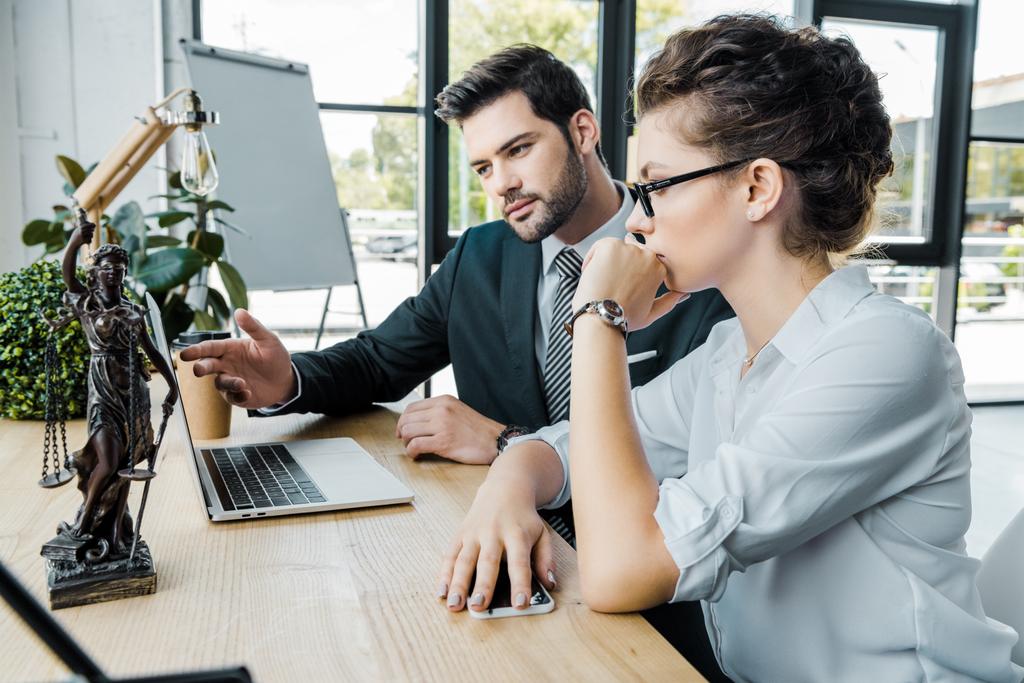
[563,299,628,338]
[496,424,533,454]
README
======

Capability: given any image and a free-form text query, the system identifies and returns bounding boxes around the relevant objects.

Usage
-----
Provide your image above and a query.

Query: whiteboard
[180,40,356,291]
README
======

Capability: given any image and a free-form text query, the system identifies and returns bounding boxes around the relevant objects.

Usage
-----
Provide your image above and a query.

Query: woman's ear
[569,108,601,155]
[742,158,785,222]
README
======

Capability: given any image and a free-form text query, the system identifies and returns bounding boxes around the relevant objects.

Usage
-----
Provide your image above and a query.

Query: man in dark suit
[181,44,732,467]
[180,44,732,681]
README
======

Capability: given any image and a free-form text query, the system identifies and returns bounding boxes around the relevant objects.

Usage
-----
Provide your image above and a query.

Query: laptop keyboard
[203,444,327,510]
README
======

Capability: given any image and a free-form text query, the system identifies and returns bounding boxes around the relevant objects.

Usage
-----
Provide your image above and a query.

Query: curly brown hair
[635,14,894,260]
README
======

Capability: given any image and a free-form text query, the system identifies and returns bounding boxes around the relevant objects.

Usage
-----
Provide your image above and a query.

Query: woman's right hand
[438,472,558,613]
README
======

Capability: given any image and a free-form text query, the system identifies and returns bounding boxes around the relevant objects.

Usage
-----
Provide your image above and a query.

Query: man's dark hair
[435,44,605,165]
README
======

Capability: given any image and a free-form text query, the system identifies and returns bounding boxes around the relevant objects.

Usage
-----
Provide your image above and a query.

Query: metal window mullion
[192,0,202,41]
[419,0,451,279]
[318,103,418,115]
[597,0,636,181]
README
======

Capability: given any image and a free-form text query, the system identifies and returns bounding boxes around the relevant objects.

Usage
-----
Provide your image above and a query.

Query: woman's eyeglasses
[629,159,752,218]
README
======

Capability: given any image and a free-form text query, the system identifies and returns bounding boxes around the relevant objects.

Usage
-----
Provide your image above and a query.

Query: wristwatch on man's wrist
[496,424,533,454]
[563,299,628,338]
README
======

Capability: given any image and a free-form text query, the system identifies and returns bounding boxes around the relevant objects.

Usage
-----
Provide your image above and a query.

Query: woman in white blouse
[436,14,1022,682]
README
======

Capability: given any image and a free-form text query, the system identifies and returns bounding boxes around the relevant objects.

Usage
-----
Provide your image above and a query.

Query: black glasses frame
[629,159,752,218]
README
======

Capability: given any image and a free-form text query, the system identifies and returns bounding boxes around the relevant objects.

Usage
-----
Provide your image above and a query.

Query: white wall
[3,0,168,271]
[0,0,26,272]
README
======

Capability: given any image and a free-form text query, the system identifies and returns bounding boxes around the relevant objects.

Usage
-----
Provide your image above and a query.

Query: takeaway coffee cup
[172,331,232,439]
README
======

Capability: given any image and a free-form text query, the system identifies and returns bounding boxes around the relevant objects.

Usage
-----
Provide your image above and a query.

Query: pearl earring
[747,211,755,220]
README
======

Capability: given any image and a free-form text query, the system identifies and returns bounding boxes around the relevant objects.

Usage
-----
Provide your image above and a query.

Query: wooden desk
[0,400,702,682]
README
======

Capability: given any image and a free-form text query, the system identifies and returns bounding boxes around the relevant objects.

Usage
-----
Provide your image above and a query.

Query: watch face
[600,299,624,317]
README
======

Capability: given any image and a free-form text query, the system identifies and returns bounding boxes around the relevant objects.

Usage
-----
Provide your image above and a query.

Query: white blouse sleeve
[656,310,963,603]
[514,337,710,510]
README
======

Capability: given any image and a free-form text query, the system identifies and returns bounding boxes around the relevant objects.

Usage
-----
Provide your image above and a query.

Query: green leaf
[148,210,192,227]
[205,199,235,212]
[111,202,147,252]
[206,287,230,321]
[193,310,218,330]
[216,260,248,310]
[22,220,54,245]
[187,230,224,260]
[168,170,182,189]
[121,235,142,257]
[55,156,86,189]
[215,218,250,237]
[146,235,182,248]
[160,293,194,343]
[135,248,205,292]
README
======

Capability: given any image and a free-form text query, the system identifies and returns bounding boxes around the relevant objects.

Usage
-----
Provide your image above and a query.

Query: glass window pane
[820,19,940,244]
[447,0,599,235]
[971,0,1024,140]
[635,0,796,71]
[956,141,1024,401]
[321,111,419,325]
[863,263,939,318]
[201,0,418,106]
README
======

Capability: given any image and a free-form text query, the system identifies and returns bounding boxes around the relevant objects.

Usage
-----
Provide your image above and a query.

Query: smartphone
[468,561,555,619]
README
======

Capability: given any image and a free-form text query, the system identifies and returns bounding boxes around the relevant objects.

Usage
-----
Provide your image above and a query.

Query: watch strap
[496,424,533,454]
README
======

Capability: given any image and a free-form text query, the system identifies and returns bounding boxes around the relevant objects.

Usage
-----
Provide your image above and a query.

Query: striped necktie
[543,247,583,423]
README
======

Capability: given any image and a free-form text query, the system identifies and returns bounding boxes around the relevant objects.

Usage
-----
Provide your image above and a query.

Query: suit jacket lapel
[500,232,547,427]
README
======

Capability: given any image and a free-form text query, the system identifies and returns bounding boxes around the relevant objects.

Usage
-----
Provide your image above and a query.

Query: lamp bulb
[181,129,219,197]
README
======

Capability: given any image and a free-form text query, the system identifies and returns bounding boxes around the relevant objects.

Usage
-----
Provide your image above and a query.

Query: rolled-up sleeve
[655,311,960,603]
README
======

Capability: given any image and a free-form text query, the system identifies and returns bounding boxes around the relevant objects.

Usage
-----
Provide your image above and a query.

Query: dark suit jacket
[278,220,734,429]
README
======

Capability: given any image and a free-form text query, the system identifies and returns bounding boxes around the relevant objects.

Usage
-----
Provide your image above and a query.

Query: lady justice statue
[39,209,178,608]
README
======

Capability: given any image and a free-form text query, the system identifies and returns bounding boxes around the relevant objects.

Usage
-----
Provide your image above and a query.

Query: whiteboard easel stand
[314,209,369,349]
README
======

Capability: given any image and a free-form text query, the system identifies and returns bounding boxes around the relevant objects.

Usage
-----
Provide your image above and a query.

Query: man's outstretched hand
[178,309,296,409]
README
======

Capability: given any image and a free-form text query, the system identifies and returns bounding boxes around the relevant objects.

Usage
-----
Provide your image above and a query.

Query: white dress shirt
[519,266,1023,682]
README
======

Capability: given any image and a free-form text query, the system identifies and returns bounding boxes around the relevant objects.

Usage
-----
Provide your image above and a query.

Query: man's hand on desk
[437,471,557,612]
[178,308,296,409]
[395,395,504,464]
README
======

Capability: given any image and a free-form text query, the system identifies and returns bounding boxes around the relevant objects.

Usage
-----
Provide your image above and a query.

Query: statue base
[42,539,156,610]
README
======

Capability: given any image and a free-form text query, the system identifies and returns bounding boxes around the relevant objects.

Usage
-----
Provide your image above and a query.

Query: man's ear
[569,108,601,155]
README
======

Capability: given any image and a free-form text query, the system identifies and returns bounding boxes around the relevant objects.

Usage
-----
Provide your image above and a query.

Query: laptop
[145,294,414,522]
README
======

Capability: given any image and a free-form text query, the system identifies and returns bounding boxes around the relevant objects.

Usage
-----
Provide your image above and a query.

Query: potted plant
[0,260,89,419]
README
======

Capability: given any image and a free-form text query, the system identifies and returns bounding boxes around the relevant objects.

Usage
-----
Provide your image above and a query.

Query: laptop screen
[144,293,198,460]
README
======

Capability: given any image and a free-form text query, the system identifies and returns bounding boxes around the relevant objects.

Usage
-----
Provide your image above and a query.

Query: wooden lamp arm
[71,91,193,251]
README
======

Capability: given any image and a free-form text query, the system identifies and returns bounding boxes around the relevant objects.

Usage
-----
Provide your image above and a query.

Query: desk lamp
[72,87,220,251]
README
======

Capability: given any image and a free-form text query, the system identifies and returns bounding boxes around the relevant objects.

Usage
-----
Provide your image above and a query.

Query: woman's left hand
[573,237,689,332]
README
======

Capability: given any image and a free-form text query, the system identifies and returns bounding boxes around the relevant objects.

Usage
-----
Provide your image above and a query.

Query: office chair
[976,507,1024,665]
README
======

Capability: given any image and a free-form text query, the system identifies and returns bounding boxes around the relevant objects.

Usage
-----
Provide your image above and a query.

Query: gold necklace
[742,339,772,368]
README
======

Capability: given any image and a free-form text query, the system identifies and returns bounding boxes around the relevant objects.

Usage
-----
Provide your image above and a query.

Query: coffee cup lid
[173,330,231,348]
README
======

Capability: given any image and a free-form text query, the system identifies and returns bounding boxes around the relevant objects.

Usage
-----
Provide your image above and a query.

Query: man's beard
[505,145,588,243]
